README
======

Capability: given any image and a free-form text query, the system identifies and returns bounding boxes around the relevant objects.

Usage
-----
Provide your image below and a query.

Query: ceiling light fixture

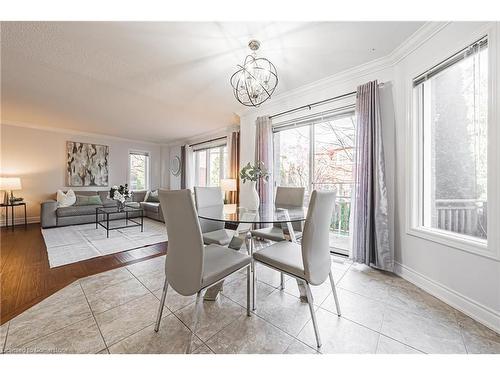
[230,40,278,107]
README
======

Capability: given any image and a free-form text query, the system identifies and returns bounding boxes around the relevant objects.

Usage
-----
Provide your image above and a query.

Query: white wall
[160,145,170,189]
[0,123,163,223]
[393,22,500,332]
[168,145,182,190]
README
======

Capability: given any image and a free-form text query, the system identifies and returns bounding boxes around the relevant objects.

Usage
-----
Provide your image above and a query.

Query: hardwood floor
[0,223,167,324]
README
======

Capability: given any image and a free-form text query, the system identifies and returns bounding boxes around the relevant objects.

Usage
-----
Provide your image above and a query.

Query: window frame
[128,150,150,191]
[406,27,499,260]
[193,143,227,187]
[272,107,357,256]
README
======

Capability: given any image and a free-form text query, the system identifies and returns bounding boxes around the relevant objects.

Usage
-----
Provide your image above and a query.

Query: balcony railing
[311,182,352,236]
[434,199,487,239]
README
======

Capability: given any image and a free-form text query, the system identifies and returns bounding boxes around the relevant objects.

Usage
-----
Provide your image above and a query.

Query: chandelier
[230,40,278,107]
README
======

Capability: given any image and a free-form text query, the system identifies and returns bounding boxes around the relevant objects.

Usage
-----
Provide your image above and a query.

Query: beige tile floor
[2,251,500,354]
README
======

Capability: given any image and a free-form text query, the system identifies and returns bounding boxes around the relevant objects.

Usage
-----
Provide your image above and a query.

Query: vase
[248,181,260,210]
[117,201,125,212]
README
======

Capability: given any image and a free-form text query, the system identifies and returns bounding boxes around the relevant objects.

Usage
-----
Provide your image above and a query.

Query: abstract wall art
[66,141,109,186]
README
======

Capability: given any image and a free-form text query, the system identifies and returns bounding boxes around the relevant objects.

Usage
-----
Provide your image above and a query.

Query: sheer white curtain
[184,144,194,190]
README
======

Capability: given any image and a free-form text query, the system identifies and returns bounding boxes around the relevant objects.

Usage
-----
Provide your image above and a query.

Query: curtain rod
[189,135,227,148]
[269,82,386,120]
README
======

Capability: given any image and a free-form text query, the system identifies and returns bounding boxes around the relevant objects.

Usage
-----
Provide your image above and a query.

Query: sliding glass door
[273,111,356,255]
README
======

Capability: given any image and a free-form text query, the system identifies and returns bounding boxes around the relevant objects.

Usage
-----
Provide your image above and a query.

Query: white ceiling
[1,22,424,144]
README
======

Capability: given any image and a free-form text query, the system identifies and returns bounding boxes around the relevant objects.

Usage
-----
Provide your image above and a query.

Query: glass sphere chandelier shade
[230,40,278,107]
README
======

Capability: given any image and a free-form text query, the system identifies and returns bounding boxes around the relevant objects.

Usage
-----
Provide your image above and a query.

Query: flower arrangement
[239,162,270,183]
[109,184,131,211]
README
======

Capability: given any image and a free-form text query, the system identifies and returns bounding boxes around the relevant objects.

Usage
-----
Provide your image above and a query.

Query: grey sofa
[40,190,165,228]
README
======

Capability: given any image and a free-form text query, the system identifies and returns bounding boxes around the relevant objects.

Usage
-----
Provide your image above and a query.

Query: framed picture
[66,141,109,186]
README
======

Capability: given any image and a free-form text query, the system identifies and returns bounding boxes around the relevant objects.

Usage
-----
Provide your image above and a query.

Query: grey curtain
[255,116,273,205]
[352,80,392,271]
[227,130,240,204]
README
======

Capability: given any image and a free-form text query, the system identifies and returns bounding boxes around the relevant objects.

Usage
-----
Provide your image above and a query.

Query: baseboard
[394,261,500,334]
[0,216,40,227]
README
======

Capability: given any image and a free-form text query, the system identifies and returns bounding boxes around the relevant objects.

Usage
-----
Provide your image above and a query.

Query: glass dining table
[197,203,309,306]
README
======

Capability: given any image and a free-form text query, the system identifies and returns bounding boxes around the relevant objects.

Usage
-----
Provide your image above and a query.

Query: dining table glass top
[197,203,307,224]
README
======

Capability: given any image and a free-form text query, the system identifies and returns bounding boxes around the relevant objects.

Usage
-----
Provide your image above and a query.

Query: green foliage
[240,162,270,183]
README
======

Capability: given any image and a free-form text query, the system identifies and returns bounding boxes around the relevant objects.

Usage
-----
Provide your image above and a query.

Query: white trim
[394,261,500,335]
[1,120,165,146]
[166,125,239,148]
[0,216,40,227]
[127,150,151,191]
[405,24,499,260]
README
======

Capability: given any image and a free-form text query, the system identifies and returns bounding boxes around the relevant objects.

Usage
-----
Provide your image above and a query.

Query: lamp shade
[220,179,237,192]
[0,177,22,191]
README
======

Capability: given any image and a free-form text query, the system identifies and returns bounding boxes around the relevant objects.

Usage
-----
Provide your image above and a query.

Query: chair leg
[304,282,322,348]
[154,276,169,332]
[280,273,285,290]
[246,265,251,316]
[250,239,257,311]
[186,290,202,354]
[328,270,341,316]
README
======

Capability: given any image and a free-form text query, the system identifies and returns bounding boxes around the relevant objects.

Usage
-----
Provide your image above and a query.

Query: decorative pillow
[56,189,76,207]
[74,195,103,206]
[146,189,160,203]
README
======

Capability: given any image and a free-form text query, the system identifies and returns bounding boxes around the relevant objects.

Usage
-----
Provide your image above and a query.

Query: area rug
[41,218,168,268]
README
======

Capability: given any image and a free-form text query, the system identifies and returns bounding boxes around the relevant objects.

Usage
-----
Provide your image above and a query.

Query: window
[129,151,150,190]
[412,37,488,244]
[273,109,356,255]
[193,144,228,187]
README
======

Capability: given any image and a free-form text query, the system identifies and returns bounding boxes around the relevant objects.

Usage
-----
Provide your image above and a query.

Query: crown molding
[238,22,449,119]
[387,21,450,65]
[1,120,169,146]
[164,124,240,148]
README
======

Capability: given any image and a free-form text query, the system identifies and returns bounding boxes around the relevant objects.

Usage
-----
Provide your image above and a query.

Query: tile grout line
[454,309,470,354]
[219,288,318,353]
[83,267,158,315]
[169,311,209,350]
[1,321,10,353]
[3,284,94,351]
[170,296,245,347]
[107,317,202,354]
[83,265,177,349]
[4,315,92,352]
[78,281,109,352]
[377,332,427,354]
[105,309,174,352]
[125,265,166,295]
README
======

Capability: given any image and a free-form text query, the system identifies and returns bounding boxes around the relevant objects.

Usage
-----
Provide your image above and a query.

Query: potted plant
[109,184,132,211]
[239,162,269,210]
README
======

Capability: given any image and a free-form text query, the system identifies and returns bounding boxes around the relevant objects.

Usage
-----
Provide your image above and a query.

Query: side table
[1,202,27,230]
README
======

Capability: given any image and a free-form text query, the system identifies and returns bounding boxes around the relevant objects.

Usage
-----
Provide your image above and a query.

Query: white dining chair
[251,186,305,289]
[155,189,252,353]
[252,190,341,348]
[194,186,235,246]
[250,186,305,242]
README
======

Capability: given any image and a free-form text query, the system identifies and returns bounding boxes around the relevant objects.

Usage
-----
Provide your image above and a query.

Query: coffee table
[96,206,144,238]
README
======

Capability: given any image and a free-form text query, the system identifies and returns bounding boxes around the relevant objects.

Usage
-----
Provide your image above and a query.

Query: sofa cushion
[146,190,160,202]
[75,195,103,206]
[57,205,103,217]
[133,190,148,203]
[126,202,141,209]
[56,189,76,207]
[98,191,116,207]
[140,202,160,213]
